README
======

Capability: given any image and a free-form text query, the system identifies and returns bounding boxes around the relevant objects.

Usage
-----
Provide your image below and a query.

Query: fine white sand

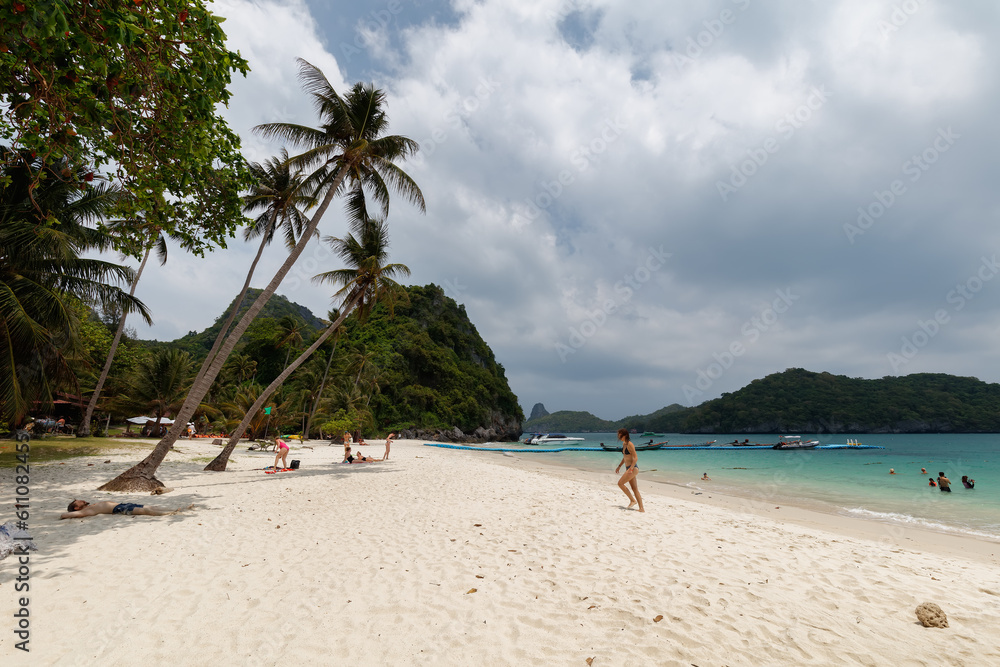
[2,437,999,666]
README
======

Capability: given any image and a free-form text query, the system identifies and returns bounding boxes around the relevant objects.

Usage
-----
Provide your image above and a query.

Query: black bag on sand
[290,460,300,469]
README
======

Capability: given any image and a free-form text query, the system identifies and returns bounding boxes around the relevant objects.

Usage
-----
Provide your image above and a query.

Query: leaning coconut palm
[189,149,316,393]
[205,216,409,471]
[0,150,150,426]
[101,60,423,491]
[78,220,180,437]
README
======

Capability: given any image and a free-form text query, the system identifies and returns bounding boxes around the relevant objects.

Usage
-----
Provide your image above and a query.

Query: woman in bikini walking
[615,428,644,512]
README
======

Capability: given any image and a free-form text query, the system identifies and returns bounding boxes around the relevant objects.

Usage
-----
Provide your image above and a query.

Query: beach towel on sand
[264,467,297,475]
[0,520,37,561]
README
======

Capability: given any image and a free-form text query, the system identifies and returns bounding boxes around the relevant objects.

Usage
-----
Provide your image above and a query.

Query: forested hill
[335,284,523,438]
[526,369,1000,434]
[523,403,687,432]
[166,289,326,356]
[657,368,1000,433]
[523,410,618,432]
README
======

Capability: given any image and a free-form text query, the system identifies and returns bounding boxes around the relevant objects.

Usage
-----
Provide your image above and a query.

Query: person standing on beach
[382,432,395,460]
[615,428,644,512]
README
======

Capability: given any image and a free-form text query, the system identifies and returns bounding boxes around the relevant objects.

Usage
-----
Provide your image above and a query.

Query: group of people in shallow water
[889,467,976,492]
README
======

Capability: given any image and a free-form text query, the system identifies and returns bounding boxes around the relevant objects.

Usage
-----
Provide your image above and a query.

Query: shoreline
[479,448,1000,567]
[2,437,999,664]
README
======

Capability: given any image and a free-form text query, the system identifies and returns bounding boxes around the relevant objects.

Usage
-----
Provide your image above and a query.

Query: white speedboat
[772,435,819,450]
[530,433,586,444]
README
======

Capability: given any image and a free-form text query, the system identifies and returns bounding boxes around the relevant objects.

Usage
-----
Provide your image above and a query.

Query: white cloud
[125,0,1000,420]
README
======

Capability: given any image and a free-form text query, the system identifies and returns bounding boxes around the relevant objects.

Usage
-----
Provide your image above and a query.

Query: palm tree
[101,60,423,491]
[189,149,316,392]
[117,349,194,437]
[304,307,341,439]
[0,149,150,426]
[78,222,177,437]
[205,216,409,470]
[274,315,305,371]
[227,353,259,383]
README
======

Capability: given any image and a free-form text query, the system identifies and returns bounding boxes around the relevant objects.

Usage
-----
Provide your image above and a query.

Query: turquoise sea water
[497,433,1000,541]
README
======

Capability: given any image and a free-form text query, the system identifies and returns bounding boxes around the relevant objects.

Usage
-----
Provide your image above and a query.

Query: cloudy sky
[127,0,1000,420]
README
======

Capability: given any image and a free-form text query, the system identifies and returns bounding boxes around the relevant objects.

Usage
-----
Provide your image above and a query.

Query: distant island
[525,368,1000,434]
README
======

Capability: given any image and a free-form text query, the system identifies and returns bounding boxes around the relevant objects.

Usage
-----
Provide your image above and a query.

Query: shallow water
[506,433,1000,540]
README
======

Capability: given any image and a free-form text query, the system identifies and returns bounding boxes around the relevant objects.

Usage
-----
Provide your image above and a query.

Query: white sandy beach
[2,437,1000,666]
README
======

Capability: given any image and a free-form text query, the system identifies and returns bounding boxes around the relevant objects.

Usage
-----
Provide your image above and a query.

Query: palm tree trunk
[304,337,338,439]
[205,291,362,471]
[99,167,349,491]
[78,245,152,437]
[191,209,276,391]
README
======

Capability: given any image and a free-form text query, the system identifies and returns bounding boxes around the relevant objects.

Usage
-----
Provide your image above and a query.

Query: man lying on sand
[60,500,193,519]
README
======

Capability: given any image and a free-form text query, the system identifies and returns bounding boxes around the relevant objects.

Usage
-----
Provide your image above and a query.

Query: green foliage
[117,348,194,420]
[0,150,148,424]
[167,289,325,357]
[336,284,522,432]
[320,413,355,438]
[667,369,1000,433]
[0,0,250,254]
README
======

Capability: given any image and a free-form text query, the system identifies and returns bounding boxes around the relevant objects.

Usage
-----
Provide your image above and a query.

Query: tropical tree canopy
[0,0,251,253]
[0,149,149,425]
[100,61,424,490]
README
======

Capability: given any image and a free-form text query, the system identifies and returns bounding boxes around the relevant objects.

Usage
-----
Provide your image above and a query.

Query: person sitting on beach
[273,438,289,470]
[343,444,355,464]
[928,477,937,487]
[962,475,975,489]
[61,500,192,519]
[702,472,711,481]
[937,472,951,492]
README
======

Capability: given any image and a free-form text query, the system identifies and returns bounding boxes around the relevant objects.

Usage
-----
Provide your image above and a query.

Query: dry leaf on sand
[653,615,663,622]
[466,588,477,594]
